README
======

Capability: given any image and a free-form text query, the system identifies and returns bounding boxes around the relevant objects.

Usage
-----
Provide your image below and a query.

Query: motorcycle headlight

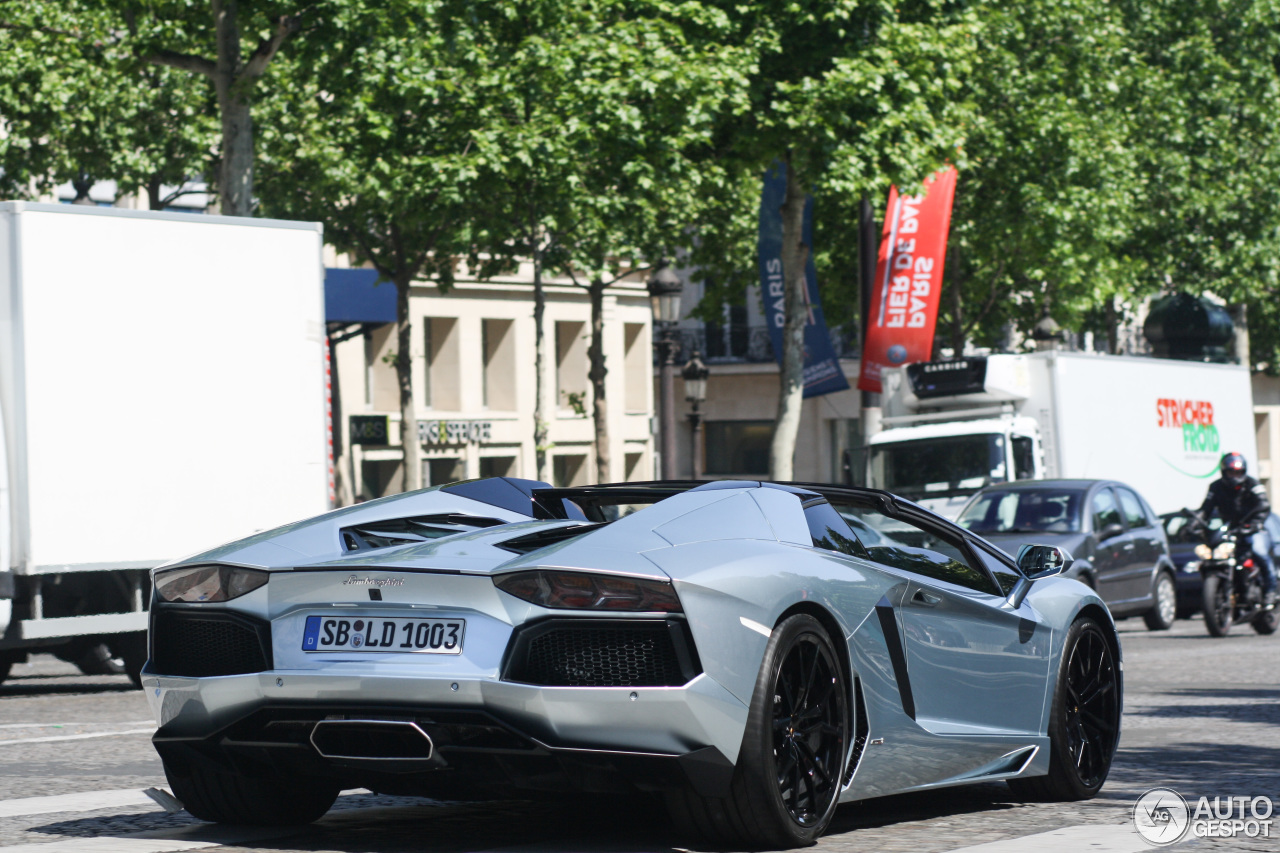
[494,570,682,612]
[154,564,268,603]
[1182,560,1201,573]
[1194,544,1213,560]
[1213,543,1236,560]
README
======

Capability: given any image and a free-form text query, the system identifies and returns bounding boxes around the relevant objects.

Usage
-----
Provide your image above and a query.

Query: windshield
[958,489,1083,534]
[868,434,1005,498]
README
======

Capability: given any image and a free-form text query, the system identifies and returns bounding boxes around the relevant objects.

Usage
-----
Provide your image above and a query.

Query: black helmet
[1221,452,1247,483]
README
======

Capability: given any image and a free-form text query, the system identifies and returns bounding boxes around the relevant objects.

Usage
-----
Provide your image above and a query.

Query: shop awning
[324,268,396,324]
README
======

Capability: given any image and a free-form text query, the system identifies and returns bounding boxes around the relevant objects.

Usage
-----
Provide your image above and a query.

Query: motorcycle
[1183,512,1279,637]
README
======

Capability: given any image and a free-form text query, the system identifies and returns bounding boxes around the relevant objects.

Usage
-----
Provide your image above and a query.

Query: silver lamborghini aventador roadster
[144,478,1122,848]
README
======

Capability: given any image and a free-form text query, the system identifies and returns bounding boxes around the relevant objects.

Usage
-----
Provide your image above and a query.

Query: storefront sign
[419,420,492,445]
[349,415,389,445]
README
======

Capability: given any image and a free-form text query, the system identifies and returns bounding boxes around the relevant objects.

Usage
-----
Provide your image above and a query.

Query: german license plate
[302,616,464,654]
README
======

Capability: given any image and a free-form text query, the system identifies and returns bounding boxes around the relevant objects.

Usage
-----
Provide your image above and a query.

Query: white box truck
[869,351,1258,518]
[0,203,330,684]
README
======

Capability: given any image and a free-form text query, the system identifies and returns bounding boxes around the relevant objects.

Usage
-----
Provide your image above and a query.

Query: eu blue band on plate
[303,615,322,650]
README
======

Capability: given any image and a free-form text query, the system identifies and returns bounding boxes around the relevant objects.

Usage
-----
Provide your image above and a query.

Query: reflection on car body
[958,479,1178,631]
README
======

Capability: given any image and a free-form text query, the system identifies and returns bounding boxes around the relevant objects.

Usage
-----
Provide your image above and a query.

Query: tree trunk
[532,239,550,483]
[146,175,164,211]
[211,0,254,216]
[588,277,610,483]
[1105,296,1119,354]
[394,273,422,491]
[769,158,808,481]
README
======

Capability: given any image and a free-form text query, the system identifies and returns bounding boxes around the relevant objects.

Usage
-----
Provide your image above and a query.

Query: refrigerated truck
[868,352,1258,519]
[0,202,330,683]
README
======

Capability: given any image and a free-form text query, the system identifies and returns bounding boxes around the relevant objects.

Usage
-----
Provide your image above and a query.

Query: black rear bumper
[153,702,734,799]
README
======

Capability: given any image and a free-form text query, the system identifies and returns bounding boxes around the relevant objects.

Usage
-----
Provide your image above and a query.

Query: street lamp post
[647,262,683,480]
[682,351,709,479]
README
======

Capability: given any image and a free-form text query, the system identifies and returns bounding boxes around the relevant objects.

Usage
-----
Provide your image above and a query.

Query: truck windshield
[958,489,1083,534]
[868,434,1005,499]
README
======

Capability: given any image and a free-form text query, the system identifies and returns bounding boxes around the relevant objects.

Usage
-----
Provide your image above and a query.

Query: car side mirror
[1016,544,1075,580]
[1098,522,1125,542]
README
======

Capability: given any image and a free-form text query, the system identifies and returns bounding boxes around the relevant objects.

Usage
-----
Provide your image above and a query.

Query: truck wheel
[106,632,148,688]
[164,758,338,826]
[1142,572,1177,631]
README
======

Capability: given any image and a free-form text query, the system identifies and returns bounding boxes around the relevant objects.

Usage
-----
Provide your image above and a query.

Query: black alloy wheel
[1009,616,1119,802]
[1061,621,1120,790]
[665,613,849,848]
[1202,573,1234,637]
[770,627,846,828]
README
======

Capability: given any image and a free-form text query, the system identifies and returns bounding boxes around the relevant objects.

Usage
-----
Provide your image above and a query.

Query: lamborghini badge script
[341,575,404,587]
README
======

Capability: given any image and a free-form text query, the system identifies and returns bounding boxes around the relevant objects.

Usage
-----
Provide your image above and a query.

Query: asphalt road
[0,615,1275,852]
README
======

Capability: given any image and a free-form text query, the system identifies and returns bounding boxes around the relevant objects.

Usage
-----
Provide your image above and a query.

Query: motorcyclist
[1197,452,1277,607]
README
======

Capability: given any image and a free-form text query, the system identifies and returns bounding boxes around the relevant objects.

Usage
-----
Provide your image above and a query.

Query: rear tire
[1143,572,1177,631]
[165,758,338,826]
[1202,574,1234,637]
[665,613,849,849]
[1009,617,1119,802]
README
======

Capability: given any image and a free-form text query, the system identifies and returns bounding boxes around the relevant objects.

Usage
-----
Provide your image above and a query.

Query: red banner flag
[857,167,958,393]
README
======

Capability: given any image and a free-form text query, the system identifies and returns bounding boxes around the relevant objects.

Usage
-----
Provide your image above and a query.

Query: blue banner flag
[758,163,850,398]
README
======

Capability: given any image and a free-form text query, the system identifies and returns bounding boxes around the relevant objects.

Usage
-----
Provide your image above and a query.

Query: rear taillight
[494,571,681,612]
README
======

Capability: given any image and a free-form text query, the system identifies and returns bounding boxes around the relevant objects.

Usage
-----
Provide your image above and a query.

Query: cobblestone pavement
[0,615,1275,852]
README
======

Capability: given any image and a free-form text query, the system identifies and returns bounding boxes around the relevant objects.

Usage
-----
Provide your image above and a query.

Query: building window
[424,457,464,486]
[480,455,517,478]
[625,451,646,482]
[556,321,588,414]
[425,317,460,411]
[362,459,403,499]
[554,453,589,487]
[482,318,516,411]
[623,323,647,414]
[704,421,772,476]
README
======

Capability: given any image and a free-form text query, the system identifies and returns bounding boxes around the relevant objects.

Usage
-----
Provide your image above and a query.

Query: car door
[819,497,1052,735]
[1089,486,1132,605]
[1115,486,1162,602]
[893,519,1053,736]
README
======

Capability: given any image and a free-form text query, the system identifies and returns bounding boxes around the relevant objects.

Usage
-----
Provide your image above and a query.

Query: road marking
[0,824,298,853]
[0,721,153,730]
[943,822,1150,852]
[0,789,158,818]
[0,728,154,746]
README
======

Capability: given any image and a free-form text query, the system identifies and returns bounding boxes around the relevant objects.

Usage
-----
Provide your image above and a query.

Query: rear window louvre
[341,514,507,552]
[495,523,608,555]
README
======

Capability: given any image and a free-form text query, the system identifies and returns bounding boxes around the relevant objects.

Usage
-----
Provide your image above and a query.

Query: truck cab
[868,355,1044,518]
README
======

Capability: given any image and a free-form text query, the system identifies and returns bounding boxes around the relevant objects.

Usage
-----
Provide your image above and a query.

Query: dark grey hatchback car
[957,479,1178,630]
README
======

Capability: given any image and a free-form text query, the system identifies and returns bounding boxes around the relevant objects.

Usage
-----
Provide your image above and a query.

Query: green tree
[695,0,976,479]
[1118,0,1280,367]
[0,2,214,206]
[940,0,1145,354]
[259,1,489,492]
[468,1,749,482]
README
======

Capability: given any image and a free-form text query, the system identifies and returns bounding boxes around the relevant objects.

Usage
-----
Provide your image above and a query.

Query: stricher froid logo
[1155,398,1221,478]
